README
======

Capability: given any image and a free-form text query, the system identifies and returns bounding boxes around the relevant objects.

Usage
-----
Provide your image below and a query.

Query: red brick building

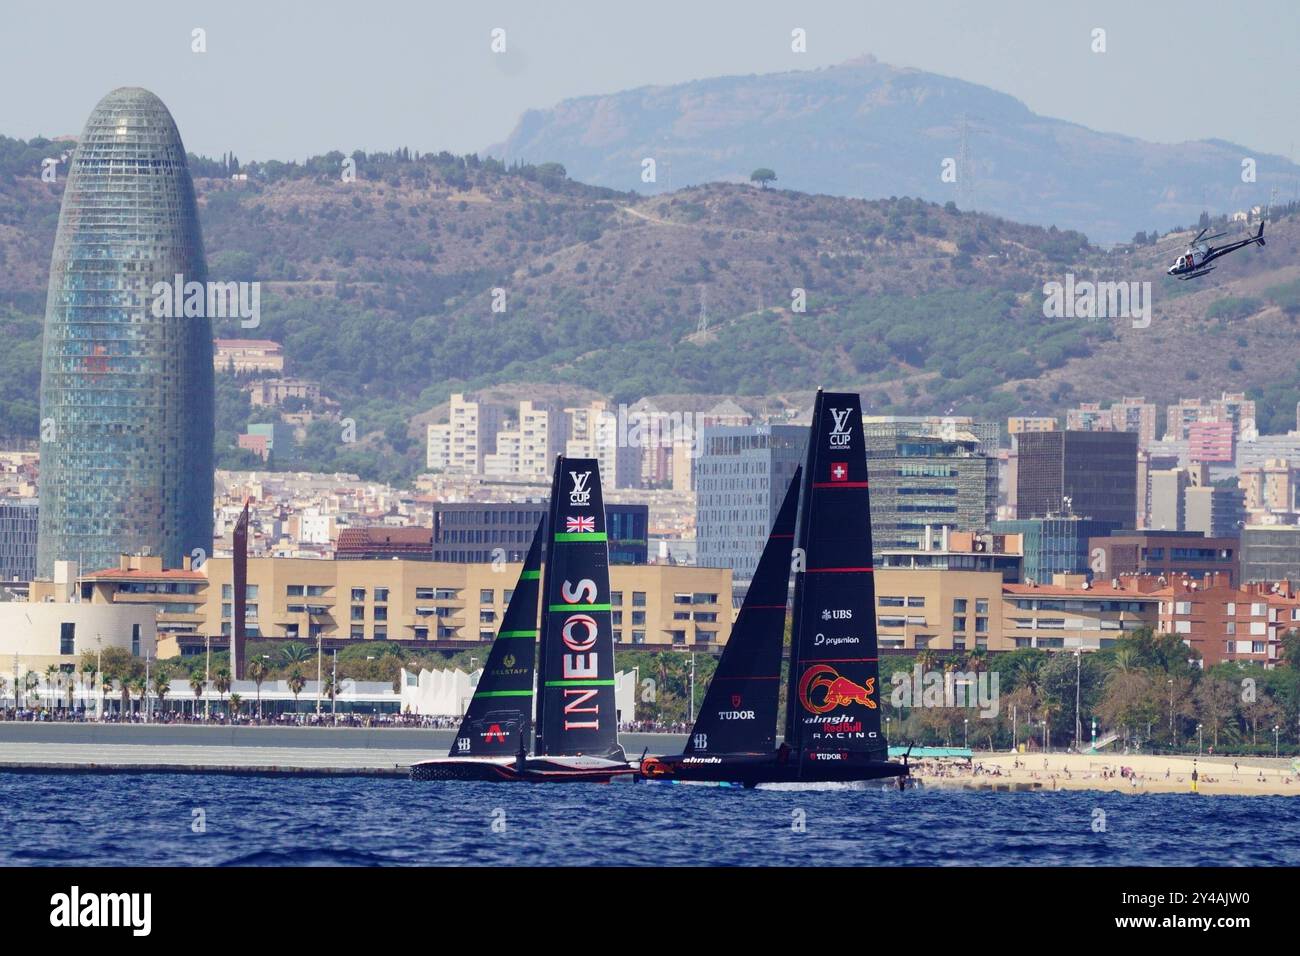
[1157,573,1300,668]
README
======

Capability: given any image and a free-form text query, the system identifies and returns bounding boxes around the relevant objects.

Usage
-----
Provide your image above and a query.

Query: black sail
[535,457,625,760]
[784,391,886,761]
[684,467,801,756]
[448,520,544,758]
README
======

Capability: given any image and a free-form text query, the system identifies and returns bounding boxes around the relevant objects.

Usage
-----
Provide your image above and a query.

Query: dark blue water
[2,772,1297,866]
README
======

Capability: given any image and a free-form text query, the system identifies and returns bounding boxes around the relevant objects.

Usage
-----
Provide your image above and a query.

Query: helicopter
[1166,221,1265,280]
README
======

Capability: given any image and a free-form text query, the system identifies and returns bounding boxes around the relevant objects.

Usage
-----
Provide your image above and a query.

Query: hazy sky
[3,0,1297,163]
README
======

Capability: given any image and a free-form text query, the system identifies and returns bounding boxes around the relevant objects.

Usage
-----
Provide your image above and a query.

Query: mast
[535,457,625,759]
[685,467,800,756]
[532,464,563,753]
[447,519,544,758]
[784,390,885,764]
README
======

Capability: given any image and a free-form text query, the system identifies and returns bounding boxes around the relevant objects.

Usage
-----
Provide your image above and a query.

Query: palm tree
[915,649,938,674]
[44,664,58,714]
[189,673,205,717]
[280,643,312,667]
[228,693,242,720]
[214,668,232,715]
[287,669,307,712]
[80,660,97,715]
[100,676,114,718]
[246,658,268,719]
[322,671,341,717]
[152,674,171,717]
[0,675,8,708]
[128,676,146,717]
[24,671,41,710]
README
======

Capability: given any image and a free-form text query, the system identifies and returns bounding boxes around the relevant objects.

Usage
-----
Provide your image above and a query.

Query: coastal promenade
[0,724,687,776]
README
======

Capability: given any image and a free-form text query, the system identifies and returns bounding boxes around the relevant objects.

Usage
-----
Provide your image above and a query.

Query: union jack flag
[566,515,596,534]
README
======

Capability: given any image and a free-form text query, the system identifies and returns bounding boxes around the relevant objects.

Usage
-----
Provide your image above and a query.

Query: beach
[915,751,1300,796]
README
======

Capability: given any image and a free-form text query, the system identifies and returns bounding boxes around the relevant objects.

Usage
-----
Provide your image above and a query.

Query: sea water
[1,772,1297,866]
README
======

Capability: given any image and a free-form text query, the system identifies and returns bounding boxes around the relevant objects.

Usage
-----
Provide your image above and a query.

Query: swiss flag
[830,462,849,482]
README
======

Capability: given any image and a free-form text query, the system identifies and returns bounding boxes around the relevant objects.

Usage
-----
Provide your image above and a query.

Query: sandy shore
[914,751,1300,796]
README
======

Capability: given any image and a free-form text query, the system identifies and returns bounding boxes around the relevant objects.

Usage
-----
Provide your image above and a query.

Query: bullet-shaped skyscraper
[36,88,214,578]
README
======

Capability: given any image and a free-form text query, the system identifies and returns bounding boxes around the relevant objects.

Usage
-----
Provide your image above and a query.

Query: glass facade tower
[36,88,214,578]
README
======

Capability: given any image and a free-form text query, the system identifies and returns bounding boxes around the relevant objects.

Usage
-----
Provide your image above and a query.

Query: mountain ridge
[489,55,1298,245]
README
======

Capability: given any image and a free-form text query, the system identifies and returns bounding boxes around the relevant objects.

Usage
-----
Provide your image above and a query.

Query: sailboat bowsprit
[410,457,634,783]
[640,389,909,787]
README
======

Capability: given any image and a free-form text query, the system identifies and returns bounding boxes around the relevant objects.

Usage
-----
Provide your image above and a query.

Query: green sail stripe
[547,603,611,612]
[553,532,607,542]
[543,679,616,687]
[474,690,533,698]
[495,630,537,638]
[518,570,541,580]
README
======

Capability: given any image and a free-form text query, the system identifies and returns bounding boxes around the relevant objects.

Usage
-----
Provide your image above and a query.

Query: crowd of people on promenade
[5,711,704,733]
[0,708,461,728]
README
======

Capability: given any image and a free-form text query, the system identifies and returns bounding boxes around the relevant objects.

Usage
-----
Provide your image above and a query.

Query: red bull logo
[798,664,876,714]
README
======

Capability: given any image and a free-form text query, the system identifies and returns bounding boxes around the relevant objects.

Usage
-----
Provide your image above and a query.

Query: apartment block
[863,416,999,555]
[1088,530,1238,586]
[65,553,729,656]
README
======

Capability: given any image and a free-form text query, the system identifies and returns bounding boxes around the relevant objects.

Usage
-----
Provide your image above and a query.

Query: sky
[2,0,1297,163]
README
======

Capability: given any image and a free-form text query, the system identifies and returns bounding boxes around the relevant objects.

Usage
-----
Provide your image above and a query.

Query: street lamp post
[1041,719,1048,754]
[204,634,211,721]
[1198,723,1203,756]
[144,652,151,724]
[964,717,969,749]
[95,637,102,722]
[332,650,338,724]
[1275,725,1281,759]
[1074,649,1082,751]
[315,634,322,717]
[689,652,696,724]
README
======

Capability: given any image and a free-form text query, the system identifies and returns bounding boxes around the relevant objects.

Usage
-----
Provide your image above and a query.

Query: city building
[213,339,285,374]
[565,400,641,489]
[1165,393,1257,441]
[1158,573,1300,667]
[873,568,1008,652]
[1240,525,1300,584]
[1065,398,1156,445]
[335,527,434,561]
[0,497,38,584]
[1014,430,1138,528]
[160,556,727,653]
[430,502,649,565]
[1,561,156,691]
[36,88,214,580]
[991,516,1118,585]
[877,528,1025,582]
[1007,417,1058,435]
[425,393,506,476]
[1240,458,1300,520]
[695,423,807,587]
[1184,483,1245,538]
[1111,397,1159,447]
[862,416,999,555]
[1147,467,1189,531]
[239,423,298,465]
[1187,420,1235,465]
[1088,530,1239,587]
[1002,576,1161,650]
[245,378,321,408]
